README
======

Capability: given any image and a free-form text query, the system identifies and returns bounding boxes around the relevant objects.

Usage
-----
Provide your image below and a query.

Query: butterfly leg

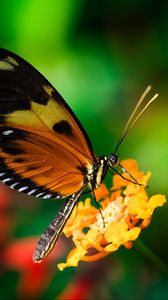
[33,188,83,263]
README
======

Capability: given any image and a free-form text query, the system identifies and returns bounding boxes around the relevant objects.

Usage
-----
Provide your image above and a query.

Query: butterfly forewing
[0,48,96,198]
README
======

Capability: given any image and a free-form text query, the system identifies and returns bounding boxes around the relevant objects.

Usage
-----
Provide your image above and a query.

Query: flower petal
[148,194,166,209]
[58,159,166,270]
[58,241,87,271]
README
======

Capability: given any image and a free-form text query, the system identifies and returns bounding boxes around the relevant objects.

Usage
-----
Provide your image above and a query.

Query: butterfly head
[107,153,146,187]
[107,153,119,168]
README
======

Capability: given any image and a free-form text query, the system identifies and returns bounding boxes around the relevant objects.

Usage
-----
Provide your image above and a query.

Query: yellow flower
[57,159,166,271]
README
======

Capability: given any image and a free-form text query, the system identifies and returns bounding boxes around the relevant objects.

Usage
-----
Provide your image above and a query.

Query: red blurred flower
[0,184,66,299]
[2,236,65,299]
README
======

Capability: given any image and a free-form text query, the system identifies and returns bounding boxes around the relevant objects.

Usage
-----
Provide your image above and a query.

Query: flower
[0,183,66,299]
[2,236,65,299]
[57,159,166,271]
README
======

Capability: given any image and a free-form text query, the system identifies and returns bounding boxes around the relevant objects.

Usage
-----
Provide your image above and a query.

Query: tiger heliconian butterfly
[0,48,158,262]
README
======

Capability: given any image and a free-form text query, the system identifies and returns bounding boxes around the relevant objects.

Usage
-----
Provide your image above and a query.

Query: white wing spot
[10,182,19,189]
[2,177,12,183]
[2,130,14,136]
[43,194,52,199]
[36,192,45,198]
[27,189,37,195]
[6,56,19,66]
[18,186,28,192]
[0,60,14,71]
[0,172,6,177]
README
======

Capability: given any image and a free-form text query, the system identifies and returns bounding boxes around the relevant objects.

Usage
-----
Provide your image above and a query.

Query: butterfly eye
[107,153,119,167]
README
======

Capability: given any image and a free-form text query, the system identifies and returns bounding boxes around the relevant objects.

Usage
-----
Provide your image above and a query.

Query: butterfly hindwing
[0,48,95,198]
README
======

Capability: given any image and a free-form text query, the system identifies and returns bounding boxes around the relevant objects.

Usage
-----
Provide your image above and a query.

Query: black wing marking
[0,47,94,158]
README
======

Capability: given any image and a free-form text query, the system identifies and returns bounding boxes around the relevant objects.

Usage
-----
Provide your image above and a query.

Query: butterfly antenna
[114,85,158,154]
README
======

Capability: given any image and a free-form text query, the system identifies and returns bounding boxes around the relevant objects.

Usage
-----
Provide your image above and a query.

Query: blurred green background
[0,0,168,299]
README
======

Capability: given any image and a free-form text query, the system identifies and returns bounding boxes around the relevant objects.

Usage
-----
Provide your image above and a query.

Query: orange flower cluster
[57,160,166,271]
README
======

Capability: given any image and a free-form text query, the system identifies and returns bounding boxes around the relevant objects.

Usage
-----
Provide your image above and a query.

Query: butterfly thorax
[85,152,119,190]
[85,156,108,190]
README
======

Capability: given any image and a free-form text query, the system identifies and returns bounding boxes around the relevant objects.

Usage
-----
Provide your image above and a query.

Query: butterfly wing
[0,48,96,198]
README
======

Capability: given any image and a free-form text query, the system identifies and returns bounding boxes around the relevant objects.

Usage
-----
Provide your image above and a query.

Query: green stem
[134,239,168,276]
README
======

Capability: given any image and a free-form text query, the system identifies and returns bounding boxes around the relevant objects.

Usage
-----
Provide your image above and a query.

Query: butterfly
[0,48,158,262]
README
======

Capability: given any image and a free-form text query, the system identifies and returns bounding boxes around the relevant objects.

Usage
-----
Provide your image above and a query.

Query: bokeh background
[0,0,168,299]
